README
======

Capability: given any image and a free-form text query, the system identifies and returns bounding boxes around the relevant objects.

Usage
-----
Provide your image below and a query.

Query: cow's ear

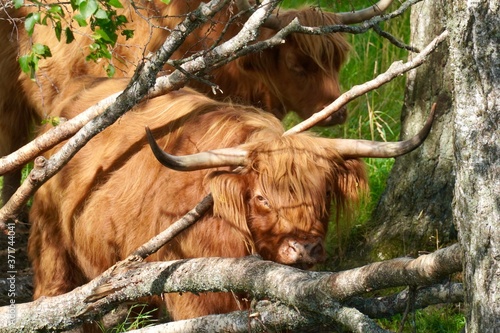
[208,171,255,252]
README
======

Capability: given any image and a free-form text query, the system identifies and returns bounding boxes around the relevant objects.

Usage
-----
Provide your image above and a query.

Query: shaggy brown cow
[29,77,434,321]
[0,0,393,204]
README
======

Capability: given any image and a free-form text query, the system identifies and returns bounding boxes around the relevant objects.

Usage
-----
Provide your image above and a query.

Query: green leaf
[65,27,75,43]
[121,29,134,40]
[107,0,123,8]
[73,13,88,27]
[41,15,49,25]
[48,4,64,16]
[88,43,100,52]
[41,116,63,126]
[160,0,170,4]
[94,8,109,19]
[93,28,115,43]
[32,43,51,58]
[25,12,41,36]
[79,0,98,19]
[70,0,79,11]
[13,0,24,9]
[100,47,112,59]
[55,21,62,41]
[18,55,31,75]
[115,14,128,26]
[106,64,115,77]
[71,0,85,9]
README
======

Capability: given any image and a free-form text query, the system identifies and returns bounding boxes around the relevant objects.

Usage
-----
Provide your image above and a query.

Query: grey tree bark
[366,0,500,331]
[0,245,462,332]
[449,1,500,332]
[365,0,456,260]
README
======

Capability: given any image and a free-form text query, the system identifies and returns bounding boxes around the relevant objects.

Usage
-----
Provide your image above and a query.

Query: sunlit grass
[282,0,411,241]
[98,304,158,333]
[378,305,466,333]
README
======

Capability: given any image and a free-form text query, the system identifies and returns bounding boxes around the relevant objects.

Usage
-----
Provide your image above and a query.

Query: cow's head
[145,104,434,268]
[236,0,394,126]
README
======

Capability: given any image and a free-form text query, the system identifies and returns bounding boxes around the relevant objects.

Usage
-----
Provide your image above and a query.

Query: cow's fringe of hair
[276,7,351,72]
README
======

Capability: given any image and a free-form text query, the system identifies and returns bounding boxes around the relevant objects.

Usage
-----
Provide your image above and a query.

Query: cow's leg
[28,208,85,299]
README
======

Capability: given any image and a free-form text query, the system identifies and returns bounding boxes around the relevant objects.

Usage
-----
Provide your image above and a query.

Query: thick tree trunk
[365,0,456,260]
[367,0,500,330]
[449,1,500,331]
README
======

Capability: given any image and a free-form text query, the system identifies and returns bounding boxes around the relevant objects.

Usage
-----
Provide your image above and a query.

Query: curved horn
[146,127,248,171]
[328,105,436,159]
[337,0,394,24]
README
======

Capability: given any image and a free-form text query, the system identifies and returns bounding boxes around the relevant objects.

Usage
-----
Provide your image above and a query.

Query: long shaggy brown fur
[0,1,352,203]
[29,78,367,320]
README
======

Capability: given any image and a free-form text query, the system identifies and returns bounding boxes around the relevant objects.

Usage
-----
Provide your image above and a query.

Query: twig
[373,24,420,52]
[127,193,214,261]
[398,285,416,333]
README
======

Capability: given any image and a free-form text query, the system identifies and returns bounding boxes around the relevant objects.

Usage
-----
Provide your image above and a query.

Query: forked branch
[0,243,462,332]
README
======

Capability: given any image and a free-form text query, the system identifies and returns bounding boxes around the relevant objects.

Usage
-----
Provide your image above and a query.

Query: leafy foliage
[18,43,52,79]
[18,0,134,78]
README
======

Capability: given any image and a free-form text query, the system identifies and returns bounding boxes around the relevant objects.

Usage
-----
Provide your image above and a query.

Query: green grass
[378,305,466,333]
[98,304,158,332]
[282,0,411,249]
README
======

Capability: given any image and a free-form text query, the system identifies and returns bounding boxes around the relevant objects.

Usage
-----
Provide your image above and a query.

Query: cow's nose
[287,238,326,264]
[318,105,348,126]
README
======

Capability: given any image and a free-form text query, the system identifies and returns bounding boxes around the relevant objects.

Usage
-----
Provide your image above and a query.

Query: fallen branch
[0,243,462,332]
[346,282,464,318]
[127,300,390,333]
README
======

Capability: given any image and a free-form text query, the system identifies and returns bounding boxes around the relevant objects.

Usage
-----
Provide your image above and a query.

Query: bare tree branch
[372,24,420,52]
[126,300,391,333]
[128,193,213,260]
[346,282,464,318]
[0,0,238,226]
[0,243,462,332]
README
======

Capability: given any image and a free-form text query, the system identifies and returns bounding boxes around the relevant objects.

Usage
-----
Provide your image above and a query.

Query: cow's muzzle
[277,236,326,269]
[317,106,348,126]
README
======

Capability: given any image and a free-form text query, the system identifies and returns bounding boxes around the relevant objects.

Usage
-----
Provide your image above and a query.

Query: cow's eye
[255,194,270,208]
